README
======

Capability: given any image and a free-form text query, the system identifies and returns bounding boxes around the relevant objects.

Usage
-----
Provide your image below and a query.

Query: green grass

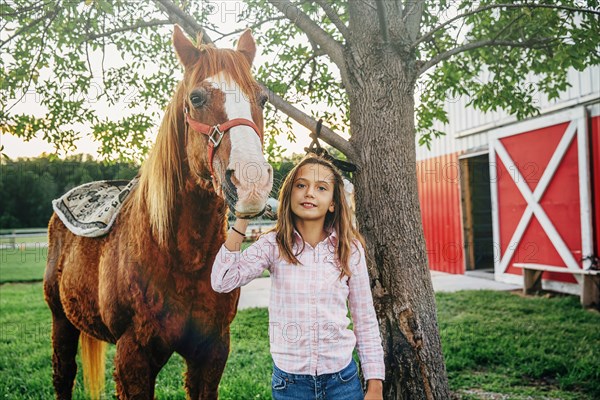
[0,233,49,283]
[2,286,598,399]
[0,247,47,283]
[437,290,600,399]
[0,240,268,284]
[0,234,48,247]
[0,282,273,399]
[0,235,47,246]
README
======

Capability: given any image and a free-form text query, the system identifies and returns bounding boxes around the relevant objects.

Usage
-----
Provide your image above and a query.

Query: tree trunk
[345,5,451,400]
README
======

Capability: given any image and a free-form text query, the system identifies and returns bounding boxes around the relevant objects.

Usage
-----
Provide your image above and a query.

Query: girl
[211,153,385,400]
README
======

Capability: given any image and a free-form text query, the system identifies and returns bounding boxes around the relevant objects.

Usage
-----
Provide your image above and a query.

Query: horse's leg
[183,336,230,400]
[45,216,80,399]
[50,313,81,400]
[113,332,172,400]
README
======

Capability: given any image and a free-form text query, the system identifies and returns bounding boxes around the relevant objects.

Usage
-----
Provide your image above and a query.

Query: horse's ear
[236,29,256,66]
[173,24,200,69]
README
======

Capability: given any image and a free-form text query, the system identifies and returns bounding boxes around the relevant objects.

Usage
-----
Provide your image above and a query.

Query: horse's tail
[80,333,107,400]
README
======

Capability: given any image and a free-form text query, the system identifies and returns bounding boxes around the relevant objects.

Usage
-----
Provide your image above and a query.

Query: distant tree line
[0,150,326,229]
[0,154,139,229]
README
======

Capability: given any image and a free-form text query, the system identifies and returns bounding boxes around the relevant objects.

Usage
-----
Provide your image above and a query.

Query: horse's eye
[258,94,268,109]
[190,91,207,108]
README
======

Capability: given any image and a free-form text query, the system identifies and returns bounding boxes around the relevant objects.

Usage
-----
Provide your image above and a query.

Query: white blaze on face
[205,72,271,206]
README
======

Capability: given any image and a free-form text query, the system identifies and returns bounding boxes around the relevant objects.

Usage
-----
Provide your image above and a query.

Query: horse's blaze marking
[205,73,263,179]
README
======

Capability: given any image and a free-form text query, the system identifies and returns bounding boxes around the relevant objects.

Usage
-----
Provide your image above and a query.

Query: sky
[0,4,326,161]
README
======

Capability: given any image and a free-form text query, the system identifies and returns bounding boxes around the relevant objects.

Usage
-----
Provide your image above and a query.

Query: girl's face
[290,163,336,222]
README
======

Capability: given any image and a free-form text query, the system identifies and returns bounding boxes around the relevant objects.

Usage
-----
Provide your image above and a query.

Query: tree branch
[84,7,94,76]
[489,13,527,43]
[6,9,59,113]
[308,57,317,92]
[0,7,56,48]
[261,84,360,164]
[86,19,171,41]
[0,0,51,17]
[101,13,107,82]
[402,0,425,42]
[417,37,559,76]
[395,0,403,15]
[312,0,350,38]
[211,17,286,43]
[266,0,346,73]
[375,0,390,43]
[413,3,600,49]
[286,53,319,89]
[154,0,214,43]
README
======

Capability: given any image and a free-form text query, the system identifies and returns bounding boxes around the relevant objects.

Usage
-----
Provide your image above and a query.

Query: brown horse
[43,25,273,399]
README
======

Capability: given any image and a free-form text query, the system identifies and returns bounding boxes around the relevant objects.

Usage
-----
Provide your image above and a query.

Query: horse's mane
[131,45,258,248]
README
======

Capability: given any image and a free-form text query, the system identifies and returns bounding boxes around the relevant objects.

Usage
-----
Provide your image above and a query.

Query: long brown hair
[266,153,367,280]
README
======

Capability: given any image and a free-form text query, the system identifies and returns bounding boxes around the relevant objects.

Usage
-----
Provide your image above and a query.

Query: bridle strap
[185,116,262,139]
[184,108,263,178]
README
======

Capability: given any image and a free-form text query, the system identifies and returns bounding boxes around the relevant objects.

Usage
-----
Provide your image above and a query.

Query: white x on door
[488,107,594,294]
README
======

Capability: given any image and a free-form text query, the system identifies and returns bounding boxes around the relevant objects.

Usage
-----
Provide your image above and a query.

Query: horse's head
[173,25,273,219]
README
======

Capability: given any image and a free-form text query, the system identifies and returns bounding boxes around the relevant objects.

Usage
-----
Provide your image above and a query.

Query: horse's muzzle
[223,170,268,220]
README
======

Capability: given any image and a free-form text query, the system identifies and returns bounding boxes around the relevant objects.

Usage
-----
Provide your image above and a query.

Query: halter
[184,105,263,179]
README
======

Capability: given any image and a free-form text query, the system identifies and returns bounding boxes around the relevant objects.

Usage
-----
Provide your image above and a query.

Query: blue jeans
[271,359,364,400]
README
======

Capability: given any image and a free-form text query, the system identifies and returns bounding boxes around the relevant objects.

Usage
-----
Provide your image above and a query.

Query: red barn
[416,65,599,301]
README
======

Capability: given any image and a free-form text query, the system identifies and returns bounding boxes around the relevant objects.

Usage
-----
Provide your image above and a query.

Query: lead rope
[304,119,357,174]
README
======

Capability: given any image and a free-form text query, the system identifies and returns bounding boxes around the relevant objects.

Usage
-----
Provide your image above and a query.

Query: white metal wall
[415,65,600,160]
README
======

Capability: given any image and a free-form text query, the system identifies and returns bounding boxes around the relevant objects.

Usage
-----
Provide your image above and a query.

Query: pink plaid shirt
[211,227,385,381]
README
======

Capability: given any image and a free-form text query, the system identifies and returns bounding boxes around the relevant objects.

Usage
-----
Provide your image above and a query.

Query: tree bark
[345,4,450,399]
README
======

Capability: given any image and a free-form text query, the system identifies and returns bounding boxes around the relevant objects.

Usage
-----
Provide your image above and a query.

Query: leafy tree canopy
[1,0,598,160]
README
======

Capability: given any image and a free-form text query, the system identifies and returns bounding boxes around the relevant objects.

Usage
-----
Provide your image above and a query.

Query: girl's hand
[364,379,383,400]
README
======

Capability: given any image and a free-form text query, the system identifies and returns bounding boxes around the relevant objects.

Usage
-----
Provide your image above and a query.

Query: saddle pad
[52,177,139,237]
